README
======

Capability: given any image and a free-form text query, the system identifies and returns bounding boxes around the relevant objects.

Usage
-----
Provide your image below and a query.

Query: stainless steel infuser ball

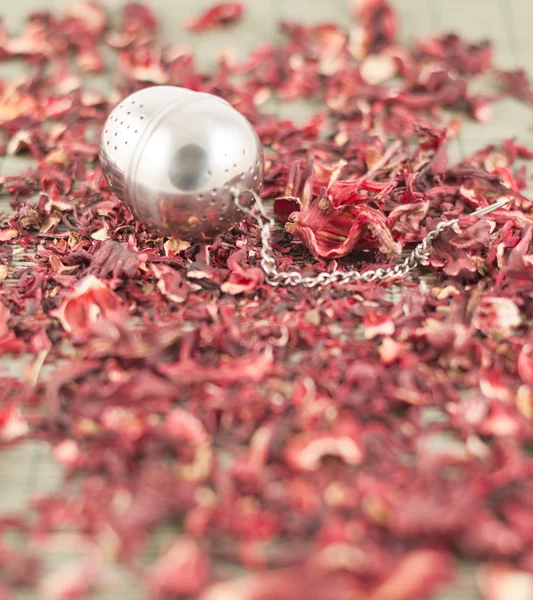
[99,86,264,240]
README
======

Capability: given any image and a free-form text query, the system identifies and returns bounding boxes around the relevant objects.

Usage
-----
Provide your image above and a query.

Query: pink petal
[148,537,209,598]
[185,3,244,32]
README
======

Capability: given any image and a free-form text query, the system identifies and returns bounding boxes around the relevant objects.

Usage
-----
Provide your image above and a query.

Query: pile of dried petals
[1,0,533,598]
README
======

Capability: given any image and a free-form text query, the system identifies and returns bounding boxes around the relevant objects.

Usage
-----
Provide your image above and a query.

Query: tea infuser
[100,86,511,288]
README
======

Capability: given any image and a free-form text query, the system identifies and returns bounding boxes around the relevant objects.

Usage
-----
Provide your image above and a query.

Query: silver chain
[233,191,511,288]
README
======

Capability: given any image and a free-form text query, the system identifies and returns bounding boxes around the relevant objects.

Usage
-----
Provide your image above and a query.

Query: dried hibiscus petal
[499,70,533,105]
[185,3,244,32]
[220,248,264,294]
[472,296,522,337]
[0,304,25,355]
[349,0,398,59]
[86,240,148,279]
[0,404,29,443]
[106,2,158,47]
[51,275,123,339]
[284,416,364,471]
[153,264,201,303]
[286,196,400,259]
[148,537,209,599]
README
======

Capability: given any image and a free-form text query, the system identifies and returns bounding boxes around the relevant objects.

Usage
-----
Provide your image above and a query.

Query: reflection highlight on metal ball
[169,144,210,192]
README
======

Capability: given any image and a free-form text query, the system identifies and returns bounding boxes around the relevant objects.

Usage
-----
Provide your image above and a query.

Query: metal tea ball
[99,86,264,240]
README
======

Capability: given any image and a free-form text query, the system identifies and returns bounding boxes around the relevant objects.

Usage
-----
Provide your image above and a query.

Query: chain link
[234,190,511,288]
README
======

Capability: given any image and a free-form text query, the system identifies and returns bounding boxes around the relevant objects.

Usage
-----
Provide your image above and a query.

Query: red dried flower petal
[164,409,208,444]
[370,550,455,600]
[51,275,123,338]
[472,296,522,337]
[284,416,364,471]
[0,304,25,356]
[386,202,429,234]
[0,405,29,443]
[349,0,398,58]
[286,197,400,259]
[148,537,209,599]
[221,248,265,294]
[87,240,148,278]
[185,3,244,32]
[106,3,158,47]
[100,406,147,441]
[499,70,533,105]
[158,349,273,386]
[154,264,201,303]
[64,2,107,37]
[363,312,395,339]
